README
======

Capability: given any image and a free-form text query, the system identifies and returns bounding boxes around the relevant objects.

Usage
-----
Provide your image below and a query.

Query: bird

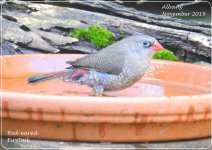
[28,34,164,96]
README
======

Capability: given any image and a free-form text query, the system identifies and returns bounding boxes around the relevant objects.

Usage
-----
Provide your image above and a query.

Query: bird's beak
[152,41,164,52]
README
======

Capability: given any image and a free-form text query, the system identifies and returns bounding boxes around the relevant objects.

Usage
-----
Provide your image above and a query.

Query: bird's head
[136,35,164,52]
[127,34,164,58]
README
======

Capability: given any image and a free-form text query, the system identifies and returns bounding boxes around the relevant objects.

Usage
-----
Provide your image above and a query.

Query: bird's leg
[93,85,104,96]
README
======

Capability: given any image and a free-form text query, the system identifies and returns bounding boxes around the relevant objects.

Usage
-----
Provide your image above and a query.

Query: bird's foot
[93,85,104,97]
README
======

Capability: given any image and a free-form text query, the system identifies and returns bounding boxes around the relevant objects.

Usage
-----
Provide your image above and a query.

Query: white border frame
[0,1,211,149]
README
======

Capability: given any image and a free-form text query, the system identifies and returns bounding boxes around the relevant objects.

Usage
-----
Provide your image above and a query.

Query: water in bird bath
[1,55,211,97]
[2,76,210,97]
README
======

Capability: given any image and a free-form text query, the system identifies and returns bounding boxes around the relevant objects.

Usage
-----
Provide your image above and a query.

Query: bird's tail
[28,70,70,83]
[28,68,89,83]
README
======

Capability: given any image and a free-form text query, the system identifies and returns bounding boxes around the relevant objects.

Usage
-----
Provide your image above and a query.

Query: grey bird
[28,34,164,96]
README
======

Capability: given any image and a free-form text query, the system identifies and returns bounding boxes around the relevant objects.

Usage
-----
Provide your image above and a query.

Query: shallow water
[2,77,210,97]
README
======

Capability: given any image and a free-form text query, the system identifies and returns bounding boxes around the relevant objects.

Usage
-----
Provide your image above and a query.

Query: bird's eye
[142,40,151,47]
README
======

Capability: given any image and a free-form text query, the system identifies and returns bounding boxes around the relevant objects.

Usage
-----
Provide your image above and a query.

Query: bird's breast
[103,62,148,91]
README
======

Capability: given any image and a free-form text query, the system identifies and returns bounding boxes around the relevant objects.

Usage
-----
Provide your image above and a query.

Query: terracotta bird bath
[1,54,211,142]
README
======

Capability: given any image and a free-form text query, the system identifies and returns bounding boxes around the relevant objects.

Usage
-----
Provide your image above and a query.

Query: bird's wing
[67,49,126,75]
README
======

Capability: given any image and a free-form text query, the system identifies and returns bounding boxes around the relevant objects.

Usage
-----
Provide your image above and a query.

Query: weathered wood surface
[66,0,211,60]
[1,137,211,149]
[1,1,211,62]
[67,0,211,35]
